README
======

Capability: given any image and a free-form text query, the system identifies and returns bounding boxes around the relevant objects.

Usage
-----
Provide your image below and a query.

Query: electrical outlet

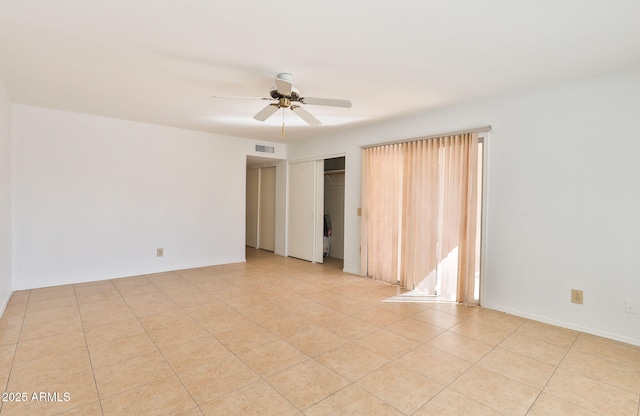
[625,300,637,314]
[571,289,583,305]
[157,248,163,257]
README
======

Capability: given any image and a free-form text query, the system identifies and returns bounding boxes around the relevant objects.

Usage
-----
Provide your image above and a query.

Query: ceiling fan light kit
[214,73,351,135]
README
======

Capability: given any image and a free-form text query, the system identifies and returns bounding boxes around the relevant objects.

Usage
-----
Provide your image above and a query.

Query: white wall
[0,77,12,313]
[11,105,285,290]
[287,69,640,346]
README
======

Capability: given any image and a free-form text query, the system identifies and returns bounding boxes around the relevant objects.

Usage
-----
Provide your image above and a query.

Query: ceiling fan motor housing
[270,86,300,101]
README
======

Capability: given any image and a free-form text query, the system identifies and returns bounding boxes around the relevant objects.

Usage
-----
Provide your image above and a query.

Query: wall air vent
[255,145,275,154]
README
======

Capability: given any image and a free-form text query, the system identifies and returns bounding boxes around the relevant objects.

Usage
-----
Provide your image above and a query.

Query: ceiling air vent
[255,145,275,154]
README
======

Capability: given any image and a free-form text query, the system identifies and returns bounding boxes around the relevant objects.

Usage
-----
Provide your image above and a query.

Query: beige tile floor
[0,249,639,415]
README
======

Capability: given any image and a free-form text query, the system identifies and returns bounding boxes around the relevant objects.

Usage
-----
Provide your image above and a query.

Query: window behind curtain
[361,132,480,304]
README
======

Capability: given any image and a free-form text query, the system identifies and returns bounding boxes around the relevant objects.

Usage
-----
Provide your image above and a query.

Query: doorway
[323,157,345,266]
[246,157,280,252]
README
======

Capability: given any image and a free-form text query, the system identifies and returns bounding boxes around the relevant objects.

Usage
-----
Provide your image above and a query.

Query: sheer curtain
[361,133,479,304]
[361,144,403,285]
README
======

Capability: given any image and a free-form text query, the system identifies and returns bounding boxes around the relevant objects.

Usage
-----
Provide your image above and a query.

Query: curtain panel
[361,133,479,304]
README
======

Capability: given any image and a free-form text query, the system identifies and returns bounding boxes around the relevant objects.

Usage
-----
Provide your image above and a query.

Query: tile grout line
[298,305,501,415]
[142,268,297,415]
[183,262,388,414]
[497,317,549,416]
[568,333,640,372]
[113,271,206,414]
[73,284,105,416]
[559,332,640,402]
[418,315,529,415]
[324,276,472,413]
[0,290,30,415]
[7,252,639,415]
[228,255,477,413]
[211,277,329,414]
[101,277,167,410]
[521,329,588,416]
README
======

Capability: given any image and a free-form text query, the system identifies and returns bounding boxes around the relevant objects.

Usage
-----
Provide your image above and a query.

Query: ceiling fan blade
[213,96,272,100]
[275,75,293,96]
[291,106,321,126]
[253,104,279,122]
[299,97,352,108]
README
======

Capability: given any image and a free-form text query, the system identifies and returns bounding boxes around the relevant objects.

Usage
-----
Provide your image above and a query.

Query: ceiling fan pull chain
[281,109,285,137]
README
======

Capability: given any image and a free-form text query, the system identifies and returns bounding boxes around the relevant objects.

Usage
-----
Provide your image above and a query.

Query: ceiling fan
[213,73,351,132]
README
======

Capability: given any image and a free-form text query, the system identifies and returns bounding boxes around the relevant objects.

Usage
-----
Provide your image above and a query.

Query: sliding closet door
[258,166,276,251]
[245,169,259,248]
[288,161,323,262]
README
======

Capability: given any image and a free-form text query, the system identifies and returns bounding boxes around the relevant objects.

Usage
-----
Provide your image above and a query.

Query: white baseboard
[483,303,640,347]
[12,257,247,291]
[0,291,12,318]
[342,267,361,276]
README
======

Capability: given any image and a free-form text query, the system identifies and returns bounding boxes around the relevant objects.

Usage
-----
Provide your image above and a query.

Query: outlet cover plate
[571,289,583,305]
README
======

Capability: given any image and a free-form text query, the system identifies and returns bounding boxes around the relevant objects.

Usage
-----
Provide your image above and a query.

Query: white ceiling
[1,1,639,143]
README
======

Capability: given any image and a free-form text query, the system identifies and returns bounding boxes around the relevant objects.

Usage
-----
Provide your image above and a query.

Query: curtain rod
[360,126,492,149]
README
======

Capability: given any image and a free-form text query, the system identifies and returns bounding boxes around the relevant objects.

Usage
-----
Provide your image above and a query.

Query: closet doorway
[323,157,345,263]
[286,155,346,266]
[246,157,277,252]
